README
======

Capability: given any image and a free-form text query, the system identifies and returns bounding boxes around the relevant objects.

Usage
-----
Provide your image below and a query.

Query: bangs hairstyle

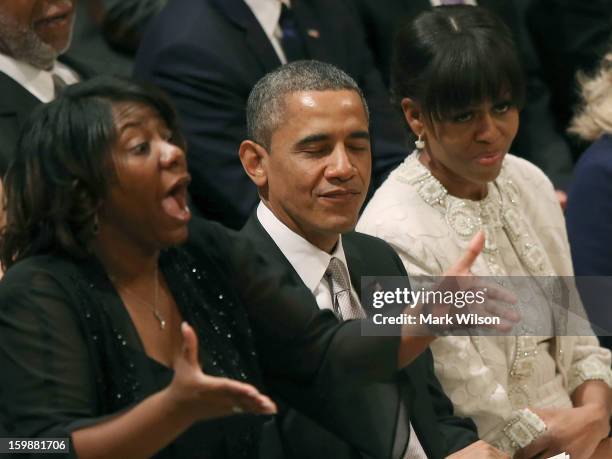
[0,76,183,270]
[390,5,526,122]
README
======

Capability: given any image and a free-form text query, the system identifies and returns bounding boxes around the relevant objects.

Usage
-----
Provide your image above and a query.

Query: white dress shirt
[257,202,428,458]
[244,0,291,64]
[0,53,79,103]
[257,202,358,311]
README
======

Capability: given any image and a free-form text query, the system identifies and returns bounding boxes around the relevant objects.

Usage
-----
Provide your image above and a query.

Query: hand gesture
[423,231,520,334]
[446,440,510,459]
[515,405,609,459]
[167,322,277,423]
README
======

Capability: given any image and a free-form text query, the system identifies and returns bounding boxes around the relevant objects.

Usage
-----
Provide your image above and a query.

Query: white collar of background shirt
[0,52,79,103]
[257,201,352,294]
[244,0,292,64]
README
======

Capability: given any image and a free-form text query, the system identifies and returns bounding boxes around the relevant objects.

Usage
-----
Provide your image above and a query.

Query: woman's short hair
[569,52,612,142]
[0,76,183,270]
[390,5,525,123]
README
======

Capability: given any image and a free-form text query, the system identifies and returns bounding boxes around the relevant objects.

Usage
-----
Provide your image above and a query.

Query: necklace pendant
[154,310,166,330]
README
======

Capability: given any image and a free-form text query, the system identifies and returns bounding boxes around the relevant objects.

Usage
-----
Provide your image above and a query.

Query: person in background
[357,6,612,458]
[566,50,612,352]
[66,0,166,76]
[133,0,408,229]
[525,0,612,161]
[0,0,86,173]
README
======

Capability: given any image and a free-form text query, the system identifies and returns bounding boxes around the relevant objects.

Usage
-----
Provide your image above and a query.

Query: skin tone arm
[446,440,510,459]
[515,375,611,459]
[72,323,276,459]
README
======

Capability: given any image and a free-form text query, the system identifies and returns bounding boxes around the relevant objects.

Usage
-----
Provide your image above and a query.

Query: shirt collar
[244,0,291,39]
[257,202,349,293]
[0,53,78,102]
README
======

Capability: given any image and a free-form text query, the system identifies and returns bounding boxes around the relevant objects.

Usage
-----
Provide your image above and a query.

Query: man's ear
[239,139,268,187]
[400,97,425,138]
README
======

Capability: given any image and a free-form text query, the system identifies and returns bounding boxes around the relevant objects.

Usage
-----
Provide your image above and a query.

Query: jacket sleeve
[0,264,102,457]
[187,218,403,388]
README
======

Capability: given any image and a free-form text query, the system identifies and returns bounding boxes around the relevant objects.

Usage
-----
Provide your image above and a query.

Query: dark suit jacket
[134,0,408,229]
[0,56,91,175]
[0,74,40,174]
[566,134,612,351]
[239,214,478,459]
[353,0,574,188]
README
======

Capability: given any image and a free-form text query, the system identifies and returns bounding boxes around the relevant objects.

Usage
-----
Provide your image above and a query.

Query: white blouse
[357,153,612,455]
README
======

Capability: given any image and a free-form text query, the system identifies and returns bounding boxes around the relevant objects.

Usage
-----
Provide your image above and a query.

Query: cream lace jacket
[357,153,612,455]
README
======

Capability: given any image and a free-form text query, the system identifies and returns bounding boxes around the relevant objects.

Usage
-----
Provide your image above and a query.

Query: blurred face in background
[0,0,77,69]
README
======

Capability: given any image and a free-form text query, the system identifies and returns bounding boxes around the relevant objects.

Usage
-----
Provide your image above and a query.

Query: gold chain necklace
[110,266,167,330]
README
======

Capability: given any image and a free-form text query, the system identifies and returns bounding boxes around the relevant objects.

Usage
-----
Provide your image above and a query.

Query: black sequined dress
[0,242,264,459]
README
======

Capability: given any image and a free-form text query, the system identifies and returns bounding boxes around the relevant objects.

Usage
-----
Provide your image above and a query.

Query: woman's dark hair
[391,5,526,123]
[0,76,184,270]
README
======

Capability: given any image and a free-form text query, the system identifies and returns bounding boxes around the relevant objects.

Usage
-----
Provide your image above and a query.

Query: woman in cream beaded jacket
[357,5,612,459]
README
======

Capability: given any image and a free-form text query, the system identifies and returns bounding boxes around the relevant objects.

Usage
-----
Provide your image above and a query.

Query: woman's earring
[415,134,425,150]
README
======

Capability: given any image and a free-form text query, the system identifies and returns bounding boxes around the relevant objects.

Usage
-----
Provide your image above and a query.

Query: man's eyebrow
[295,130,370,147]
[295,133,331,147]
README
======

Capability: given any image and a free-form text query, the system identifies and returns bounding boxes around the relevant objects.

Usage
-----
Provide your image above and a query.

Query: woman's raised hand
[167,322,277,423]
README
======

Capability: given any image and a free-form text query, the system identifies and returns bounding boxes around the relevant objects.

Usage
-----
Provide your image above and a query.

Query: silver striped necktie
[325,257,365,320]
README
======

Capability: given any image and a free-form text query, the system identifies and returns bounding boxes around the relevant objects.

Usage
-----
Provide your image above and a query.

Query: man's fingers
[479,297,521,323]
[486,286,518,305]
[180,321,200,367]
[450,230,485,275]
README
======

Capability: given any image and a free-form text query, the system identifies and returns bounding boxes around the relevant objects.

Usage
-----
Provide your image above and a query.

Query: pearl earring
[415,134,425,150]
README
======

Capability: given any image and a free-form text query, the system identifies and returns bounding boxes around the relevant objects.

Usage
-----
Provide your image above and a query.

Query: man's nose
[325,145,355,180]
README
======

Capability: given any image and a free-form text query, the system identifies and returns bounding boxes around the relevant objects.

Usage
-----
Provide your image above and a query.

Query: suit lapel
[291,0,329,61]
[241,214,305,284]
[0,73,42,170]
[211,0,282,73]
[0,73,41,121]
[342,234,367,299]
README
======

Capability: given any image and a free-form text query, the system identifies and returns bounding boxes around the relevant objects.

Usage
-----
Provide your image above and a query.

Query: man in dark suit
[353,0,574,197]
[0,0,86,174]
[238,60,509,459]
[133,0,408,229]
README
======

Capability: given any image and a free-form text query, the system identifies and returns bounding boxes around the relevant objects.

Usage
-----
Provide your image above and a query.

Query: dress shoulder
[501,154,555,192]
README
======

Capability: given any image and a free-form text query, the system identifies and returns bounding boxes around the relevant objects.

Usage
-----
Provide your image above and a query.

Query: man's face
[0,0,77,69]
[263,89,371,252]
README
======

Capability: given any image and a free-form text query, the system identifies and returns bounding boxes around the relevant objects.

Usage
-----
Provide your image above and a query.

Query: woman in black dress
[0,76,276,459]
